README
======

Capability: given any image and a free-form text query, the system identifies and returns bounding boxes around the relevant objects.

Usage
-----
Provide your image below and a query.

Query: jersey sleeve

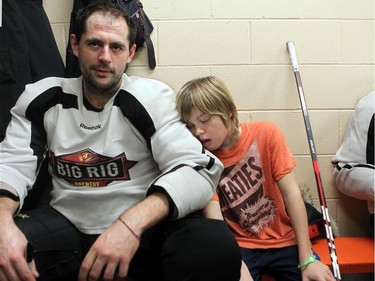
[0,82,47,205]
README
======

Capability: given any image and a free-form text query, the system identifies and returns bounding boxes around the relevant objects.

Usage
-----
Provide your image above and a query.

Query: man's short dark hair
[73,1,136,48]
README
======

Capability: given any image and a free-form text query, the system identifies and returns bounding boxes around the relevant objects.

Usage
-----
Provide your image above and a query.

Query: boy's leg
[264,245,302,281]
[240,248,267,281]
[240,246,302,281]
[15,207,85,281]
[144,216,241,281]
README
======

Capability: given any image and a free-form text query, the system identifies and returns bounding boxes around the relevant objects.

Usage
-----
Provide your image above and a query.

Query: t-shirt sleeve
[268,123,296,181]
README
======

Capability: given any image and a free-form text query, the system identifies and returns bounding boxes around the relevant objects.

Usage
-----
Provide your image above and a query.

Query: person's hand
[78,219,140,281]
[0,216,39,281]
[301,260,336,281]
[239,261,253,281]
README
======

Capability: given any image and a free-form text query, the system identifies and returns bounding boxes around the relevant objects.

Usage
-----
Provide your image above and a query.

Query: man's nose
[99,46,111,63]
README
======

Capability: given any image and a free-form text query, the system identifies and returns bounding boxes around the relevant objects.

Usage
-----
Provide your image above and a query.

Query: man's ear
[127,44,137,63]
[70,34,79,57]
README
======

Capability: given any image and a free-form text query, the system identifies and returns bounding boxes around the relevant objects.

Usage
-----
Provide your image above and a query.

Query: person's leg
[240,248,267,281]
[15,207,85,281]
[265,245,302,281]
[141,216,241,281]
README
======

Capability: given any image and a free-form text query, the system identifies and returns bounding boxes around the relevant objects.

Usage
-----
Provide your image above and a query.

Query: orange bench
[262,237,374,281]
[311,237,374,274]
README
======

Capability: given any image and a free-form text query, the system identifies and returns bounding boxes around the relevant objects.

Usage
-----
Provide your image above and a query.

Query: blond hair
[176,76,240,136]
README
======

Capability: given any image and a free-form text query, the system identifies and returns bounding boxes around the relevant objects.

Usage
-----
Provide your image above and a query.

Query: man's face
[71,12,136,94]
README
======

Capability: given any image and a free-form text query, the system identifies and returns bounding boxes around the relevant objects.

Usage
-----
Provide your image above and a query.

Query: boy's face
[186,107,232,151]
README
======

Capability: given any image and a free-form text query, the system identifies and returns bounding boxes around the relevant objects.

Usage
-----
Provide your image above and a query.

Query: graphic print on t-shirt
[218,140,277,236]
[49,149,138,187]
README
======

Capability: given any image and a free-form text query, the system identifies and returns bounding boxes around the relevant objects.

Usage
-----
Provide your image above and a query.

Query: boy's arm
[278,172,312,262]
[202,196,223,220]
[278,172,335,281]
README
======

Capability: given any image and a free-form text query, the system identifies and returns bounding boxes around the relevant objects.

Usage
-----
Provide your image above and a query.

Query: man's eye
[87,40,100,47]
[111,44,125,51]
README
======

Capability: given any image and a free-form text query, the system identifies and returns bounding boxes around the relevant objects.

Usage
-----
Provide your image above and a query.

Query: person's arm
[202,196,223,220]
[79,193,169,281]
[333,163,374,201]
[332,91,374,209]
[126,78,224,219]
[278,172,335,281]
[0,183,39,281]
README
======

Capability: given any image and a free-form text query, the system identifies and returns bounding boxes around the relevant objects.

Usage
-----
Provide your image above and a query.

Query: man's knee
[14,208,84,280]
[161,218,241,281]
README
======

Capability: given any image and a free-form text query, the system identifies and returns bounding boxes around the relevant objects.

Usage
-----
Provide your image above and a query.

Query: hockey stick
[286,41,341,281]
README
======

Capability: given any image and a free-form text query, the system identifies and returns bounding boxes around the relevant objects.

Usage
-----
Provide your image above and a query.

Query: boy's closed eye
[198,114,211,123]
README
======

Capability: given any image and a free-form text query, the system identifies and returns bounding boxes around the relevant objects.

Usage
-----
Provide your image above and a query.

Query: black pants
[241,245,310,281]
[15,208,241,281]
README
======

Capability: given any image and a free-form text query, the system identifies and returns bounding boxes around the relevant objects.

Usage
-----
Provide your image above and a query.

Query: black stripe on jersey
[25,87,78,166]
[366,114,374,165]
[114,89,156,150]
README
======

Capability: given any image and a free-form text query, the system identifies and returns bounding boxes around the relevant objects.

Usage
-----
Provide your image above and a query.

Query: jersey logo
[49,149,138,187]
[218,140,277,236]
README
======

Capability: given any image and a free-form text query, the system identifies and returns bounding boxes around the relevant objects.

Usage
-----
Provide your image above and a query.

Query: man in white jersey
[0,2,241,281]
[332,91,374,229]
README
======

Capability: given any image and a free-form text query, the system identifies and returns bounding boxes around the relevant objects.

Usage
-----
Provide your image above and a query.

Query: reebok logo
[80,123,102,130]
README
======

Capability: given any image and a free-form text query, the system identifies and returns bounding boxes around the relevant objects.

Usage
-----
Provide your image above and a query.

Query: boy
[176,76,335,281]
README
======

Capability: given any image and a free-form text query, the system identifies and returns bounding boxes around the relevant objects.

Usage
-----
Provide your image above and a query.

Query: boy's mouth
[201,139,211,147]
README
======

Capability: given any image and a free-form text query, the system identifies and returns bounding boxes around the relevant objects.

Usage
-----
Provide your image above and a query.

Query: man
[332,91,374,229]
[0,2,241,281]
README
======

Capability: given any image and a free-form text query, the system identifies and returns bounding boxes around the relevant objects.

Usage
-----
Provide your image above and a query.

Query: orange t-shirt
[213,122,297,249]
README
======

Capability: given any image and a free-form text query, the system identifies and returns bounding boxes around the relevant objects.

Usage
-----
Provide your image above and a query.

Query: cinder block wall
[43,0,374,237]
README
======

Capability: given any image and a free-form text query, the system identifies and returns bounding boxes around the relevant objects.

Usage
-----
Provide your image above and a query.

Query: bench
[311,237,374,274]
[262,237,374,281]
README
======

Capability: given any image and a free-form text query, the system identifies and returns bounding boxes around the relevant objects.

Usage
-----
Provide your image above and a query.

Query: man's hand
[79,193,169,281]
[78,220,140,281]
[0,198,39,281]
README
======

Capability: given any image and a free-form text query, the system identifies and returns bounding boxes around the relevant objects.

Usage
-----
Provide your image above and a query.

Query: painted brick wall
[43,0,374,237]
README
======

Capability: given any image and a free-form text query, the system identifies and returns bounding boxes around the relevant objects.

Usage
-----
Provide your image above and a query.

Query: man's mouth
[95,69,110,76]
[93,65,111,77]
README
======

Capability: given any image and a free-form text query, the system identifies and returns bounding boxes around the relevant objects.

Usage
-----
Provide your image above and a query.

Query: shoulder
[243,121,281,134]
[25,76,80,92]
[123,75,174,100]
[20,77,80,102]
[115,75,178,131]
[118,75,177,118]
[355,91,374,115]
[15,77,80,113]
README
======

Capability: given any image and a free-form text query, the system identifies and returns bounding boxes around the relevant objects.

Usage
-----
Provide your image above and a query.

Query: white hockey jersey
[0,75,223,234]
[332,91,374,213]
